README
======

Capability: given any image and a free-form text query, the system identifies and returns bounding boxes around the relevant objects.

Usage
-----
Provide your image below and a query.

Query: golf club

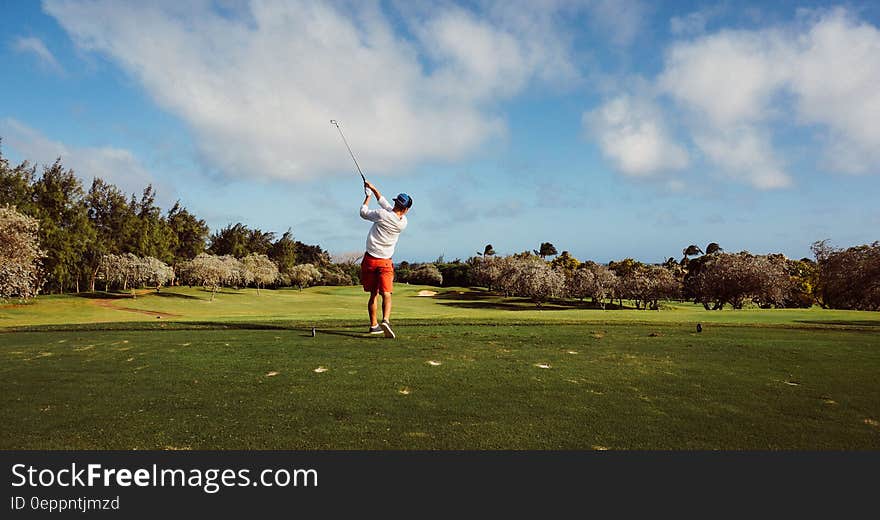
[330,119,367,184]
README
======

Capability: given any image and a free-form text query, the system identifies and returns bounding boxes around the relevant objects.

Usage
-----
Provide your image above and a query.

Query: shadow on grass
[152,291,202,300]
[434,289,631,311]
[129,286,250,298]
[164,287,250,298]
[795,320,880,327]
[313,328,378,339]
[74,289,202,301]
[72,291,133,300]
[3,320,378,339]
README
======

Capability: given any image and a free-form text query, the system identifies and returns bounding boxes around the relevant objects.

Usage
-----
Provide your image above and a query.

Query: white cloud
[43,0,584,181]
[659,29,791,127]
[788,9,880,174]
[477,0,583,85]
[0,118,157,198]
[693,127,791,189]
[585,94,689,177]
[12,36,65,74]
[415,8,532,102]
[597,7,880,189]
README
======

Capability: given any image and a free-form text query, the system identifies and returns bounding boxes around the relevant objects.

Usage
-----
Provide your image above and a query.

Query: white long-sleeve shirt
[360,196,407,259]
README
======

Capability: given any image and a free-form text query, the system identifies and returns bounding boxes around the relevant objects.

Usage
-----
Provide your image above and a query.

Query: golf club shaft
[330,120,366,183]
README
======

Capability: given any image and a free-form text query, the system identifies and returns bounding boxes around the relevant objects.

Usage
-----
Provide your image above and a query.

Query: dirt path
[91,294,182,318]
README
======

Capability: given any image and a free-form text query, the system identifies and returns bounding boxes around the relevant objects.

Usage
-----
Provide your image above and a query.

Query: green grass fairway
[2,286,879,449]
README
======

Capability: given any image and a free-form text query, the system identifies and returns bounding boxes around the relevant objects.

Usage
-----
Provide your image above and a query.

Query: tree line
[0,146,356,299]
[397,241,879,311]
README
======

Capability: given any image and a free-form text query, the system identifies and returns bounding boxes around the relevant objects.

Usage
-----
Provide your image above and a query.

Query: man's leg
[368,289,380,327]
[377,260,396,338]
[381,292,392,323]
[379,292,395,338]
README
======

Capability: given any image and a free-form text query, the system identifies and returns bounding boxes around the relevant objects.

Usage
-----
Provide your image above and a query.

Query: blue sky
[2,0,879,263]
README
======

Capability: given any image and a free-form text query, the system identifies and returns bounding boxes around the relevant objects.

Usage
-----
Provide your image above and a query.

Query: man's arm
[365,180,382,200]
[365,181,393,211]
[360,187,381,222]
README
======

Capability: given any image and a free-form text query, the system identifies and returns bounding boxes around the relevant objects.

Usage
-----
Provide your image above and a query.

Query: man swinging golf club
[360,180,412,338]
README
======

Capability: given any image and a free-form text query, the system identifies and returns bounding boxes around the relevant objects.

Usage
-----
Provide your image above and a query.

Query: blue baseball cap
[393,193,412,209]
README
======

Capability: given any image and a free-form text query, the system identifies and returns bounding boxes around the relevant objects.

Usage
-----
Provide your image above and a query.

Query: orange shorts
[361,253,394,293]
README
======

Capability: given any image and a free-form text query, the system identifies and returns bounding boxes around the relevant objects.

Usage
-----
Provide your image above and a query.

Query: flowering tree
[219,255,244,288]
[0,206,44,301]
[565,266,595,301]
[242,253,279,294]
[497,256,564,306]
[812,240,880,311]
[141,256,174,292]
[472,255,566,305]
[588,263,618,309]
[690,252,791,310]
[566,262,618,309]
[179,253,235,301]
[98,253,145,297]
[493,256,521,296]
[468,255,503,291]
[620,265,680,310]
[289,263,322,290]
[97,253,172,298]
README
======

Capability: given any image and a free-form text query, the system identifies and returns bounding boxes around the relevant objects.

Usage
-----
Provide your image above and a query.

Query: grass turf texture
[2,286,879,449]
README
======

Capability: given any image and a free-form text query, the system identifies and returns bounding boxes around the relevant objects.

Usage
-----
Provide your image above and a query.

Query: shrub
[406,263,443,286]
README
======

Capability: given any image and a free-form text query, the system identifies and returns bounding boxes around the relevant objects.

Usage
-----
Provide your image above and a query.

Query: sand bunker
[535,363,551,369]
[266,371,279,377]
[417,290,438,297]
[427,360,442,366]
